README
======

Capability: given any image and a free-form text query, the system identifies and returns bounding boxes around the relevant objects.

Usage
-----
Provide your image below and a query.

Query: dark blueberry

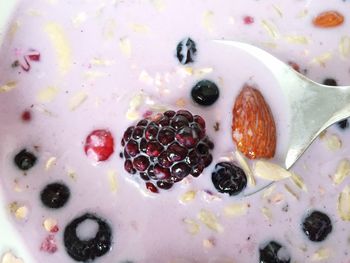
[64,213,112,262]
[40,182,70,209]
[337,119,349,130]
[191,80,219,106]
[14,149,37,171]
[322,78,338,86]
[302,211,332,242]
[259,241,291,263]
[211,162,247,195]
[176,38,197,65]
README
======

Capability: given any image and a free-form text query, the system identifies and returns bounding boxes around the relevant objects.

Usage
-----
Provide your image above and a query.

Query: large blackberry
[121,110,214,192]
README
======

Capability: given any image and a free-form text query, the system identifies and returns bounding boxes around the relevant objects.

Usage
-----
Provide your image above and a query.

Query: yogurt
[0,0,350,262]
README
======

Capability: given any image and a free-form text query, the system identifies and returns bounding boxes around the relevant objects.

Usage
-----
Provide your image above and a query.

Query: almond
[232,84,276,159]
[313,11,344,28]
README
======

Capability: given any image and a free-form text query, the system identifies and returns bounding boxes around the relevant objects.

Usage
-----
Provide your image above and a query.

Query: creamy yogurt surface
[0,0,350,262]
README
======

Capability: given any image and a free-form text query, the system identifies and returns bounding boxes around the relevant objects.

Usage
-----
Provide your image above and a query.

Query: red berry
[243,15,254,25]
[40,235,58,254]
[84,130,114,162]
[21,110,31,122]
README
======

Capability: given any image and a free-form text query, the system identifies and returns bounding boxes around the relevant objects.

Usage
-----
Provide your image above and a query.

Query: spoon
[214,40,350,170]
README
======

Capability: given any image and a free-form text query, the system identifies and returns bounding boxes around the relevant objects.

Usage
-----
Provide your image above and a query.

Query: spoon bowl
[214,40,350,169]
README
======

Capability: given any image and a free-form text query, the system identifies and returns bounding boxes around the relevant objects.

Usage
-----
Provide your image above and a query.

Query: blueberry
[176,38,197,65]
[191,80,219,106]
[40,182,70,209]
[322,78,338,86]
[337,119,349,130]
[302,210,332,242]
[64,213,112,262]
[211,162,247,195]
[14,149,37,171]
[259,241,291,263]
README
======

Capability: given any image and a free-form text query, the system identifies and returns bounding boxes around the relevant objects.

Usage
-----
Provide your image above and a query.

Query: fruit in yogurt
[211,162,247,195]
[313,10,344,28]
[259,240,291,263]
[84,129,114,162]
[302,210,332,242]
[40,182,70,209]
[191,80,220,106]
[232,84,276,159]
[121,110,213,192]
[176,38,197,65]
[64,213,112,262]
[14,149,37,171]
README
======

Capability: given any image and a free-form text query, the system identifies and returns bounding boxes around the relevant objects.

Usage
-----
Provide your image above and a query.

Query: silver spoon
[214,40,350,170]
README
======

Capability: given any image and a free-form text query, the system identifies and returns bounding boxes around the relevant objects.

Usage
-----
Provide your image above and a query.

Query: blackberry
[302,210,332,242]
[14,149,37,171]
[211,162,247,195]
[191,80,220,106]
[176,38,197,65]
[121,110,213,192]
[64,213,112,262]
[259,241,291,263]
[40,182,70,209]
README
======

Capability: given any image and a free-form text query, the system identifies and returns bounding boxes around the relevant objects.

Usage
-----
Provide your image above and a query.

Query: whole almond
[232,84,276,159]
[313,10,344,28]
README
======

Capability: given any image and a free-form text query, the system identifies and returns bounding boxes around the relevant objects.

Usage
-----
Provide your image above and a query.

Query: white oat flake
[235,150,255,186]
[261,20,280,39]
[198,209,223,232]
[224,203,248,217]
[37,86,60,103]
[339,36,350,58]
[45,157,57,171]
[254,160,292,181]
[107,170,118,193]
[312,247,331,261]
[333,159,350,185]
[202,11,214,33]
[1,252,24,263]
[45,22,72,74]
[0,81,17,93]
[338,185,350,221]
[69,91,88,111]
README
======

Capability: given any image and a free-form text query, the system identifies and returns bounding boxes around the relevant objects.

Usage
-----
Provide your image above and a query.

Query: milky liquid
[0,0,350,262]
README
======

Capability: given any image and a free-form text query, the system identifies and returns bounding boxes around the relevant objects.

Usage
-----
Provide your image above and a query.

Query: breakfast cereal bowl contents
[0,0,350,262]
